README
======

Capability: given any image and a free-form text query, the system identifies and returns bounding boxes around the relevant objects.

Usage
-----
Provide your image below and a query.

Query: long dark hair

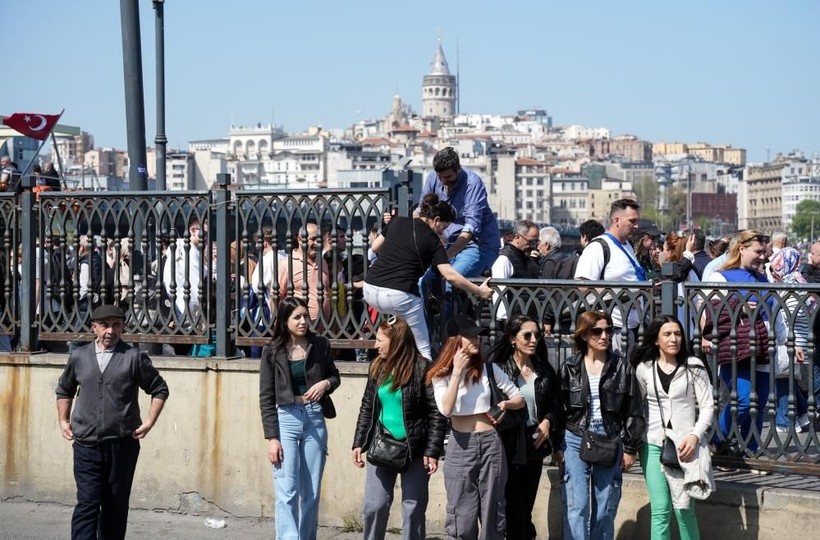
[269,297,313,350]
[370,316,419,390]
[488,314,549,369]
[630,315,689,367]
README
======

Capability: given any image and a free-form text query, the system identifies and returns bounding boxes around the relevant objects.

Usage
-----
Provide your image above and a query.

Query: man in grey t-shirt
[56,304,169,540]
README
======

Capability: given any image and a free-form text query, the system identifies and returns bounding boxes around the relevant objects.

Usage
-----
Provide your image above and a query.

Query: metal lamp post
[153,0,167,191]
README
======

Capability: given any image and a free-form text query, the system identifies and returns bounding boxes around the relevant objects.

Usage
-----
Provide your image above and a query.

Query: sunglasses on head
[743,234,770,245]
[589,326,614,337]
[521,331,542,342]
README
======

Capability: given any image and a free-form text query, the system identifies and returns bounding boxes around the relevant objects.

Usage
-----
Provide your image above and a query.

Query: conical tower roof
[429,39,451,76]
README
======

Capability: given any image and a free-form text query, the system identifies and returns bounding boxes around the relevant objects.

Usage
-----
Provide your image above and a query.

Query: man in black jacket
[802,242,820,283]
[56,305,169,540]
[490,220,541,323]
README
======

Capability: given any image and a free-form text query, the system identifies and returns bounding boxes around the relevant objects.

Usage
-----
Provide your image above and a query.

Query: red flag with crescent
[2,112,60,140]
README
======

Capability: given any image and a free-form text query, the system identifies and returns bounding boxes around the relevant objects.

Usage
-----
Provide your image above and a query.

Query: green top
[290,360,308,396]
[377,376,406,440]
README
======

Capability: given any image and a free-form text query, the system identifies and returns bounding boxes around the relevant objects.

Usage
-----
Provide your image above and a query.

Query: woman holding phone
[427,314,525,540]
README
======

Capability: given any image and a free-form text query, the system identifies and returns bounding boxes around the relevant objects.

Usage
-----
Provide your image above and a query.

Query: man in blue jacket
[56,304,169,540]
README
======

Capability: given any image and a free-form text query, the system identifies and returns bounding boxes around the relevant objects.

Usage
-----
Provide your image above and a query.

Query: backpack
[580,237,610,280]
[554,253,579,280]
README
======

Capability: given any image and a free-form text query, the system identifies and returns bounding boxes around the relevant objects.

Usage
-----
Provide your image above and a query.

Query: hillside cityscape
[2,39,817,238]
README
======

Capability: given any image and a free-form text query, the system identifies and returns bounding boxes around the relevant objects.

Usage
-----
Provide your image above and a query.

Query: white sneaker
[774,425,789,435]
[797,413,811,433]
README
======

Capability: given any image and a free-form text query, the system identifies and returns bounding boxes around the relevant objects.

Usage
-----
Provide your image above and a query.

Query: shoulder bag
[365,399,410,473]
[654,361,682,469]
[578,360,621,466]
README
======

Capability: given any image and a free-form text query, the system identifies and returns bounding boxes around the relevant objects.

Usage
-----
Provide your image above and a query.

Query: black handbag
[486,363,526,432]
[366,421,410,473]
[654,361,682,470]
[578,360,620,466]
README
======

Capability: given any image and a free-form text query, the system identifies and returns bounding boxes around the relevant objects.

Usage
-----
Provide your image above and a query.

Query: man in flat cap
[56,304,169,540]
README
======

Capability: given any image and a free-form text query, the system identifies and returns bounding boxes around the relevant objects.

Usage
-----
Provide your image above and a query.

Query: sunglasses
[743,234,770,245]
[521,331,542,342]
[589,326,614,337]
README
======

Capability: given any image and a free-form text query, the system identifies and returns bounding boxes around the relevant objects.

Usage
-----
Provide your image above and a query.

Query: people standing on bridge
[557,310,644,540]
[259,297,340,540]
[55,304,169,540]
[487,314,558,540]
[277,222,332,325]
[351,315,446,540]
[427,315,525,540]
[632,315,715,540]
[363,194,493,360]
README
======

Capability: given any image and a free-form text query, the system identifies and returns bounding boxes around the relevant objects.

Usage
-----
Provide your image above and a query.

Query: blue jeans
[774,377,808,428]
[363,283,431,360]
[718,364,770,453]
[560,430,623,540]
[273,402,328,540]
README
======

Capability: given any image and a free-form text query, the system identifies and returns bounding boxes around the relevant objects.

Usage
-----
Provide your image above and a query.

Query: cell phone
[486,405,505,425]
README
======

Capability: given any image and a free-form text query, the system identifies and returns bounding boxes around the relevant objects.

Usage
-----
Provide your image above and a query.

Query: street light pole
[153,0,167,191]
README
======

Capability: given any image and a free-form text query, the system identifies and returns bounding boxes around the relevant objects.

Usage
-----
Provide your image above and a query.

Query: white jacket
[662,431,716,509]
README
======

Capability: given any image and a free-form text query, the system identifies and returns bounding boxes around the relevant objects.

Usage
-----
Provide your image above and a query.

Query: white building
[561,125,611,141]
[782,156,820,232]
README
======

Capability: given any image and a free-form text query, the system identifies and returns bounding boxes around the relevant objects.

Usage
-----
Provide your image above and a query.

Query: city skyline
[2,0,818,161]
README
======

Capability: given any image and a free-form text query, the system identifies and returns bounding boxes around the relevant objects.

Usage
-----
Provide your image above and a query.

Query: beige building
[722,147,747,166]
[421,39,456,119]
[84,148,128,178]
[550,171,589,227]
[588,178,636,222]
[652,142,688,157]
[51,131,94,169]
[513,158,551,224]
[588,137,652,162]
[740,163,783,232]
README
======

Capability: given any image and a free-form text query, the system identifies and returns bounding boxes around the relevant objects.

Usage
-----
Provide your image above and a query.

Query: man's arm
[448,177,486,258]
[132,397,166,439]
[56,398,73,440]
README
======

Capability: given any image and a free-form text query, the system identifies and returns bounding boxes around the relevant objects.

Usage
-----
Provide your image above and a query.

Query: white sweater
[634,357,715,447]
[433,363,521,417]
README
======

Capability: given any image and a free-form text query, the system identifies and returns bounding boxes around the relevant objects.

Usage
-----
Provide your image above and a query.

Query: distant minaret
[422,38,457,119]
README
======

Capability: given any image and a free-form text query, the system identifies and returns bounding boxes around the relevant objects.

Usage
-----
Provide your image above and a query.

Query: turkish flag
[2,112,60,140]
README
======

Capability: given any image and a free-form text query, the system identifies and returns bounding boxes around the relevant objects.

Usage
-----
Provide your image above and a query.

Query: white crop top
[432,363,522,417]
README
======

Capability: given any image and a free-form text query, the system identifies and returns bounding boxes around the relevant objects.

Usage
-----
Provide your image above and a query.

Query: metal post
[153,0,167,191]
[120,0,149,189]
[214,174,235,357]
[19,176,38,351]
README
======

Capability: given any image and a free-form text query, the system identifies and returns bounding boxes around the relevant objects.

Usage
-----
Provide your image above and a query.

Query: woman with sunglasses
[427,314,525,540]
[259,297,341,540]
[632,315,715,540]
[487,314,558,540]
[351,315,446,540]
[557,310,644,540]
[364,193,493,360]
[700,230,783,457]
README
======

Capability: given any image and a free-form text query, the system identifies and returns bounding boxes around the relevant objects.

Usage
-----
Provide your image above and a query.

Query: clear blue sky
[3,0,817,162]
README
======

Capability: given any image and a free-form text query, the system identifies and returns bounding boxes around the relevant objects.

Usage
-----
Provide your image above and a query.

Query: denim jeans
[774,377,808,428]
[273,402,328,540]
[363,283,431,360]
[718,364,769,453]
[560,430,623,540]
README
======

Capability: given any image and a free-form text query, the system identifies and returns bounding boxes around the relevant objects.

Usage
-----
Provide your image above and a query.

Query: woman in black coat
[352,315,446,540]
[488,314,559,540]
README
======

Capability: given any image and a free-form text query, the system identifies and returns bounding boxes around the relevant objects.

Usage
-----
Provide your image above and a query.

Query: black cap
[446,314,489,338]
[91,305,126,321]
[636,219,663,239]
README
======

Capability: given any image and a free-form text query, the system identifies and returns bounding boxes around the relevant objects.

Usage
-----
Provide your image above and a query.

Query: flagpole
[18,108,65,179]
[50,132,66,190]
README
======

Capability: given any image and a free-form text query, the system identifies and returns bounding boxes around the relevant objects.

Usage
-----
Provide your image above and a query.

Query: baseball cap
[635,219,663,239]
[446,314,489,338]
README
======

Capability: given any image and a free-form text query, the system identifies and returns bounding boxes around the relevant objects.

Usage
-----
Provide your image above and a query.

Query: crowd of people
[51,146,819,539]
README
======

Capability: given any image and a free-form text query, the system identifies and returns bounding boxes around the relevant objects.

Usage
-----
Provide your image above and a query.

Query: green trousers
[639,443,700,540]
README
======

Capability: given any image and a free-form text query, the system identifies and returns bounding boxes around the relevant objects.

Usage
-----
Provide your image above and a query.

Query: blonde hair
[720,230,767,270]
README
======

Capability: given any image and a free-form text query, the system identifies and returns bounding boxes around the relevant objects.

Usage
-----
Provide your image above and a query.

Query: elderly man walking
[56,304,169,540]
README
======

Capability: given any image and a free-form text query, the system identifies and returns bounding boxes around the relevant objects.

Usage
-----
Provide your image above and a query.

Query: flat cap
[91,304,126,321]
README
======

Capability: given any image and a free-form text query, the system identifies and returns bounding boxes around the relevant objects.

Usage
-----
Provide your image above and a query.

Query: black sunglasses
[589,326,614,337]
[521,331,542,342]
[743,234,770,245]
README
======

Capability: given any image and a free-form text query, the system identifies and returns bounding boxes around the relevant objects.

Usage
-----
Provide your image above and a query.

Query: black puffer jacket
[558,350,645,454]
[352,356,446,461]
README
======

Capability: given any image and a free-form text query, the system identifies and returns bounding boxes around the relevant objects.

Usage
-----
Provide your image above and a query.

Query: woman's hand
[622,452,636,471]
[268,439,283,467]
[452,348,470,375]
[700,338,712,354]
[352,448,365,469]
[304,380,331,402]
[678,434,700,463]
[423,456,438,475]
[533,419,551,449]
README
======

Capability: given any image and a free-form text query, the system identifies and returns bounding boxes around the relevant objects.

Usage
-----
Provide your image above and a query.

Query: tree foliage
[790,199,820,241]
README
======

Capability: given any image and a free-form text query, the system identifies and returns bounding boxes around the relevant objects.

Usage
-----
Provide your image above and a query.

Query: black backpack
[584,237,610,280]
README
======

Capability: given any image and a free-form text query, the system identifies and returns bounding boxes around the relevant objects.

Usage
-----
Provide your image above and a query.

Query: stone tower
[422,39,457,119]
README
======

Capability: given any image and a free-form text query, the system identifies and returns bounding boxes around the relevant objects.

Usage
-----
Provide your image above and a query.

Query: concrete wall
[1,354,819,538]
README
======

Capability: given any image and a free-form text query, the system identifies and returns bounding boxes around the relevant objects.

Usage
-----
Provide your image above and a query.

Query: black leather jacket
[352,356,446,461]
[558,351,645,455]
[259,334,341,440]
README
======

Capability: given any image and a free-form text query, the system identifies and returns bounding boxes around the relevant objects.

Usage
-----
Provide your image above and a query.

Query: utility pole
[153,0,167,191]
[120,0,148,190]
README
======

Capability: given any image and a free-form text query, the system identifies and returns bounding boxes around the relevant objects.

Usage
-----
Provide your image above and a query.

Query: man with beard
[278,222,331,323]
